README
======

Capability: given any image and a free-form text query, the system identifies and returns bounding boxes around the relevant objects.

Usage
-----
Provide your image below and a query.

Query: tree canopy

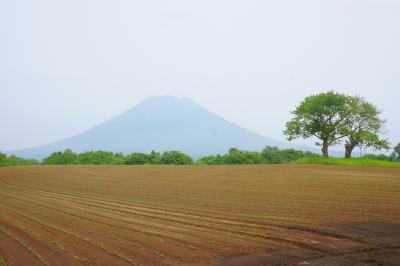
[0,151,39,167]
[197,147,318,165]
[284,91,389,158]
[341,96,389,158]
[124,152,150,165]
[42,149,78,165]
[284,91,353,157]
[41,149,193,165]
[392,143,400,160]
[160,151,193,165]
[0,152,6,167]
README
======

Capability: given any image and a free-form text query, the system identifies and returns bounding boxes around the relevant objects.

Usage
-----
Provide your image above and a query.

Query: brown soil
[0,165,399,265]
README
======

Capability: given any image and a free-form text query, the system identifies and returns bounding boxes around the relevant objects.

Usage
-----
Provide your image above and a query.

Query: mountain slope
[9,95,295,159]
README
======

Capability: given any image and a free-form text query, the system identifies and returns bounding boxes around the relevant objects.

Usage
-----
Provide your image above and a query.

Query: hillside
[9,96,296,159]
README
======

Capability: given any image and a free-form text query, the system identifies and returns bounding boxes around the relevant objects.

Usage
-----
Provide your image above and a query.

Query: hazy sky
[1,0,399,152]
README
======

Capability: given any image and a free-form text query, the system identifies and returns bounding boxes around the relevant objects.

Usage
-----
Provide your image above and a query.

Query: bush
[124,152,149,165]
[40,149,191,165]
[75,150,122,165]
[0,152,39,167]
[197,154,225,165]
[197,147,320,165]
[261,146,285,164]
[148,151,161,164]
[364,154,395,162]
[224,148,264,164]
[160,151,193,165]
[43,149,78,165]
[0,152,6,166]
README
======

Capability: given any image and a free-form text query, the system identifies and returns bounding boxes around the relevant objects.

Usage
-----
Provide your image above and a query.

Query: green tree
[112,153,126,165]
[160,151,193,165]
[197,154,224,165]
[223,148,264,164]
[43,149,78,164]
[124,152,149,165]
[148,151,161,164]
[76,150,117,165]
[3,155,38,166]
[43,151,63,164]
[261,146,284,164]
[5,155,23,166]
[365,154,393,161]
[391,143,400,161]
[280,148,311,162]
[0,152,6,166]
[260,147,316,164]
[342,97,389,158]
[284,91,353,157]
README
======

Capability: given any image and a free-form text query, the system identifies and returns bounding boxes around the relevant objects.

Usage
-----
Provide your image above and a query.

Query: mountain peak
[131,95,201,114]
[141,95,193,104]
[134,95,198,107]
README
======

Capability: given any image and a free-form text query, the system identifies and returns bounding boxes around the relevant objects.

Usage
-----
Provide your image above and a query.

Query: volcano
[9,95,294,159]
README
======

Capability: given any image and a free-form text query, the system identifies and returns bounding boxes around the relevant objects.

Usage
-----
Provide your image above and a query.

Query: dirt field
[0,165,399,266]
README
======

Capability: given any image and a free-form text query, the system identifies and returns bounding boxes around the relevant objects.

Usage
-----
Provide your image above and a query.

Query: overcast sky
[1,0,399,152]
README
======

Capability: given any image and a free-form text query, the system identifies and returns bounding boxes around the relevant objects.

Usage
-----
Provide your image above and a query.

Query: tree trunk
[322,143,329,158]
[345,143,355,158]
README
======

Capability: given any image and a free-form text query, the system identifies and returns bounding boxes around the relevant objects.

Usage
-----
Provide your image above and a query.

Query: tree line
[284,91,391,158]
[0,153,39,167]
[41,150,193,165]
[0,147,316,166]
[1,144,399,167]
[197,147,318,165]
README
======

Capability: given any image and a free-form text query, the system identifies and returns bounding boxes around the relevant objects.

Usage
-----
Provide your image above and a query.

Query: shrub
[124,152,150,165]
[0,152,39,167]
[160,151,193,165]
[43,149,78,165]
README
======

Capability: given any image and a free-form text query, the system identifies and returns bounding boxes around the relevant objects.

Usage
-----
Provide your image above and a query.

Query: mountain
[8,95,304,159]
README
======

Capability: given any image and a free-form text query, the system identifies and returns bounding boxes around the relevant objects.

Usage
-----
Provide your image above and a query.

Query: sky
[1,0,399,152]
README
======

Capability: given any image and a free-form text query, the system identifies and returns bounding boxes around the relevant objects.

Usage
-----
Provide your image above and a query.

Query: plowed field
[0,165,399,265]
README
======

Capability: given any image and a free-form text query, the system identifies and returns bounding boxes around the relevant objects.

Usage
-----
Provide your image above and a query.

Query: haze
[1,0,399,151]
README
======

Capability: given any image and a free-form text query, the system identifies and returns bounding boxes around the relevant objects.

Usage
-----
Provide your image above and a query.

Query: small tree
[160,151,193,165]
[261,146,284,164]
[112,152,126,165]
[75,150,116,165]
[3,155,38,166]
[197,155,224,165]
[342,97,389,158]
[0,152,7,166]
[148,151,161,164]
[224,148,263,164]
[391,143,400,161]
[284,91,352,157]
[124,152,149,165]
[43,149,77,164]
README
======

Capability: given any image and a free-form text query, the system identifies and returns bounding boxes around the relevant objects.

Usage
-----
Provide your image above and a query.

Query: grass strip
[297,157,400,167]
